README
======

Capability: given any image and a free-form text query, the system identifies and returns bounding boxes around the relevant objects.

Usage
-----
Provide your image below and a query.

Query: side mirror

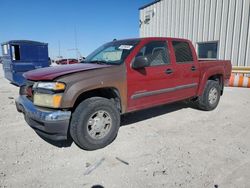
[132,56,150,69]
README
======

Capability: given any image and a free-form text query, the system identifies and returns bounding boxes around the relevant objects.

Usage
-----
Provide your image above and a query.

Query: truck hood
[24,63,111,81]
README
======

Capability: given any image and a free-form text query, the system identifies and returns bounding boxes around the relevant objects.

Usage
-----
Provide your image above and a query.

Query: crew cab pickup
[15,38,232,150]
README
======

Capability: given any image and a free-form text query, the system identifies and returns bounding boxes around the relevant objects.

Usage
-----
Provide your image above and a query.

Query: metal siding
[163,0,168,36]
[146,7,150,36]
[155,3,159,36]
[161,0,166,36]
[147,6,151,36]
[162,0,166,36]
[147,6,152,36]
[179,0,185,37]
[141,8,144,36]
[175,0,181,38]
[139,10,144,37]
[143,8,146,37]
[214,0,223,40]
[141,8,145,36]
[193,0,200,43]
[231,0,243,66]
[144,7,147,37]
[175,0,181,37]
[151,5,156,36]
[197,0,205,41]
[188,0,194,41]
[156,3,160,36]
[239,0,250,66]
[246,3,250,66]
[219,0,230,59]
[167,0,172,36]
[225,0,236,60]
[159,1,164,37]
[153,3,157,36]
[203,0,211,41]
[208,0,217,40]
[183,0,189,38]
[155,3,158,36]
[171,1,176,36]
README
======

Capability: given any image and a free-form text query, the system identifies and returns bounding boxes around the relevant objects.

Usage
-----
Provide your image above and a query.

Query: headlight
[32,82,65,108]
[33,82,65,91]
[34,93,62,108]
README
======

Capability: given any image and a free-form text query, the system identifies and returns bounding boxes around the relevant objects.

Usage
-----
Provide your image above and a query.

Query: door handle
[165,69,173,74]
[191,66,196,71]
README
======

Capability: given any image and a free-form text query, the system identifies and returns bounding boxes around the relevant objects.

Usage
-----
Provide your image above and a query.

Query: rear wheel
[70,97,120,150]
[196,80,221,111]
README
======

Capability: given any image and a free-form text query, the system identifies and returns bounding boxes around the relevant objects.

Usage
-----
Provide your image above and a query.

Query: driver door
[127,40,178,111]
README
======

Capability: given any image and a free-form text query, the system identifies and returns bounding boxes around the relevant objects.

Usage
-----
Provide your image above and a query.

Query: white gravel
[0,64,250,188]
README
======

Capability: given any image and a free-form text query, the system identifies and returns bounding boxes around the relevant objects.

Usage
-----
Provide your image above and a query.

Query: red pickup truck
[16,37,232,150]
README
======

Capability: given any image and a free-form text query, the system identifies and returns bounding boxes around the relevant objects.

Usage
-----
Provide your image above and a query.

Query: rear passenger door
[127,40,179,111]
[171,40,200,98]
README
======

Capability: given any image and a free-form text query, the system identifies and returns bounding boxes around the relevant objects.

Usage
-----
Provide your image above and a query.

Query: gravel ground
[0,64,250,188]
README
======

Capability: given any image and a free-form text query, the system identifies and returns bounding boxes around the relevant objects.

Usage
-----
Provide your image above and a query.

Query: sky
[0,0,152,59]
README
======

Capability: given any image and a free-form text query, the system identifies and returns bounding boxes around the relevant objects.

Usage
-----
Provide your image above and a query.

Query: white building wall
[139,0,250,66]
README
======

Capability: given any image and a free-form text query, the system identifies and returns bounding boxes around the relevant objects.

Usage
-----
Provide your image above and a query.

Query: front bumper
[15,96,71,141]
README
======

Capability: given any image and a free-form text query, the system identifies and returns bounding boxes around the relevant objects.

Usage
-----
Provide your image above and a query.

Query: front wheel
[196,80,221,111]
[70,97,120,150]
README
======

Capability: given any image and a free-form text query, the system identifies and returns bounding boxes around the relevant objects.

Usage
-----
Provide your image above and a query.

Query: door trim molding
[131,83,198,99]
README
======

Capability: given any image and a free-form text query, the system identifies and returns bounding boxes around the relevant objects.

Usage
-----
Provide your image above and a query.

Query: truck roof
[114,37,191,43]
[1,40,48,46]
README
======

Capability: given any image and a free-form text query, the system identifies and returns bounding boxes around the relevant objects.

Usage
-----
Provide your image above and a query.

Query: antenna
[74,26,78,59]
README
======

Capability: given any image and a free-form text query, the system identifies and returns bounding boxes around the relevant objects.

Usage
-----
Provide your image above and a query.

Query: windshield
[83,39,140,65]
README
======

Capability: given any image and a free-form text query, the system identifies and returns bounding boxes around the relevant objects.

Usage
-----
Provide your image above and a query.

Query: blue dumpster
[1,40,49,86]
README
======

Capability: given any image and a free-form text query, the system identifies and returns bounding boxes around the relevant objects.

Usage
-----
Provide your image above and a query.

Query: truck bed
[198,59,232,80]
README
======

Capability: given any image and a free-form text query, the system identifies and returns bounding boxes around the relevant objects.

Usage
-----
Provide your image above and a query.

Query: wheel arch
[197,69,225,96]
[72,87,122,113]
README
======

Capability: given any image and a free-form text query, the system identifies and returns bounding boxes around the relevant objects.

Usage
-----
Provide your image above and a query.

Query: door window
[172,41,193,63]
[11,45,21,61]
[136,41,170,66]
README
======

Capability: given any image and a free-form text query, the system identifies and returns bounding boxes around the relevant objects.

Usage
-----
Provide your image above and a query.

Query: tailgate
[223,60,232,79]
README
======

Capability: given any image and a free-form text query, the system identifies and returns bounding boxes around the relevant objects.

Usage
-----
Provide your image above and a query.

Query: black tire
[196,80,221,111]
[70,97,120,150]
